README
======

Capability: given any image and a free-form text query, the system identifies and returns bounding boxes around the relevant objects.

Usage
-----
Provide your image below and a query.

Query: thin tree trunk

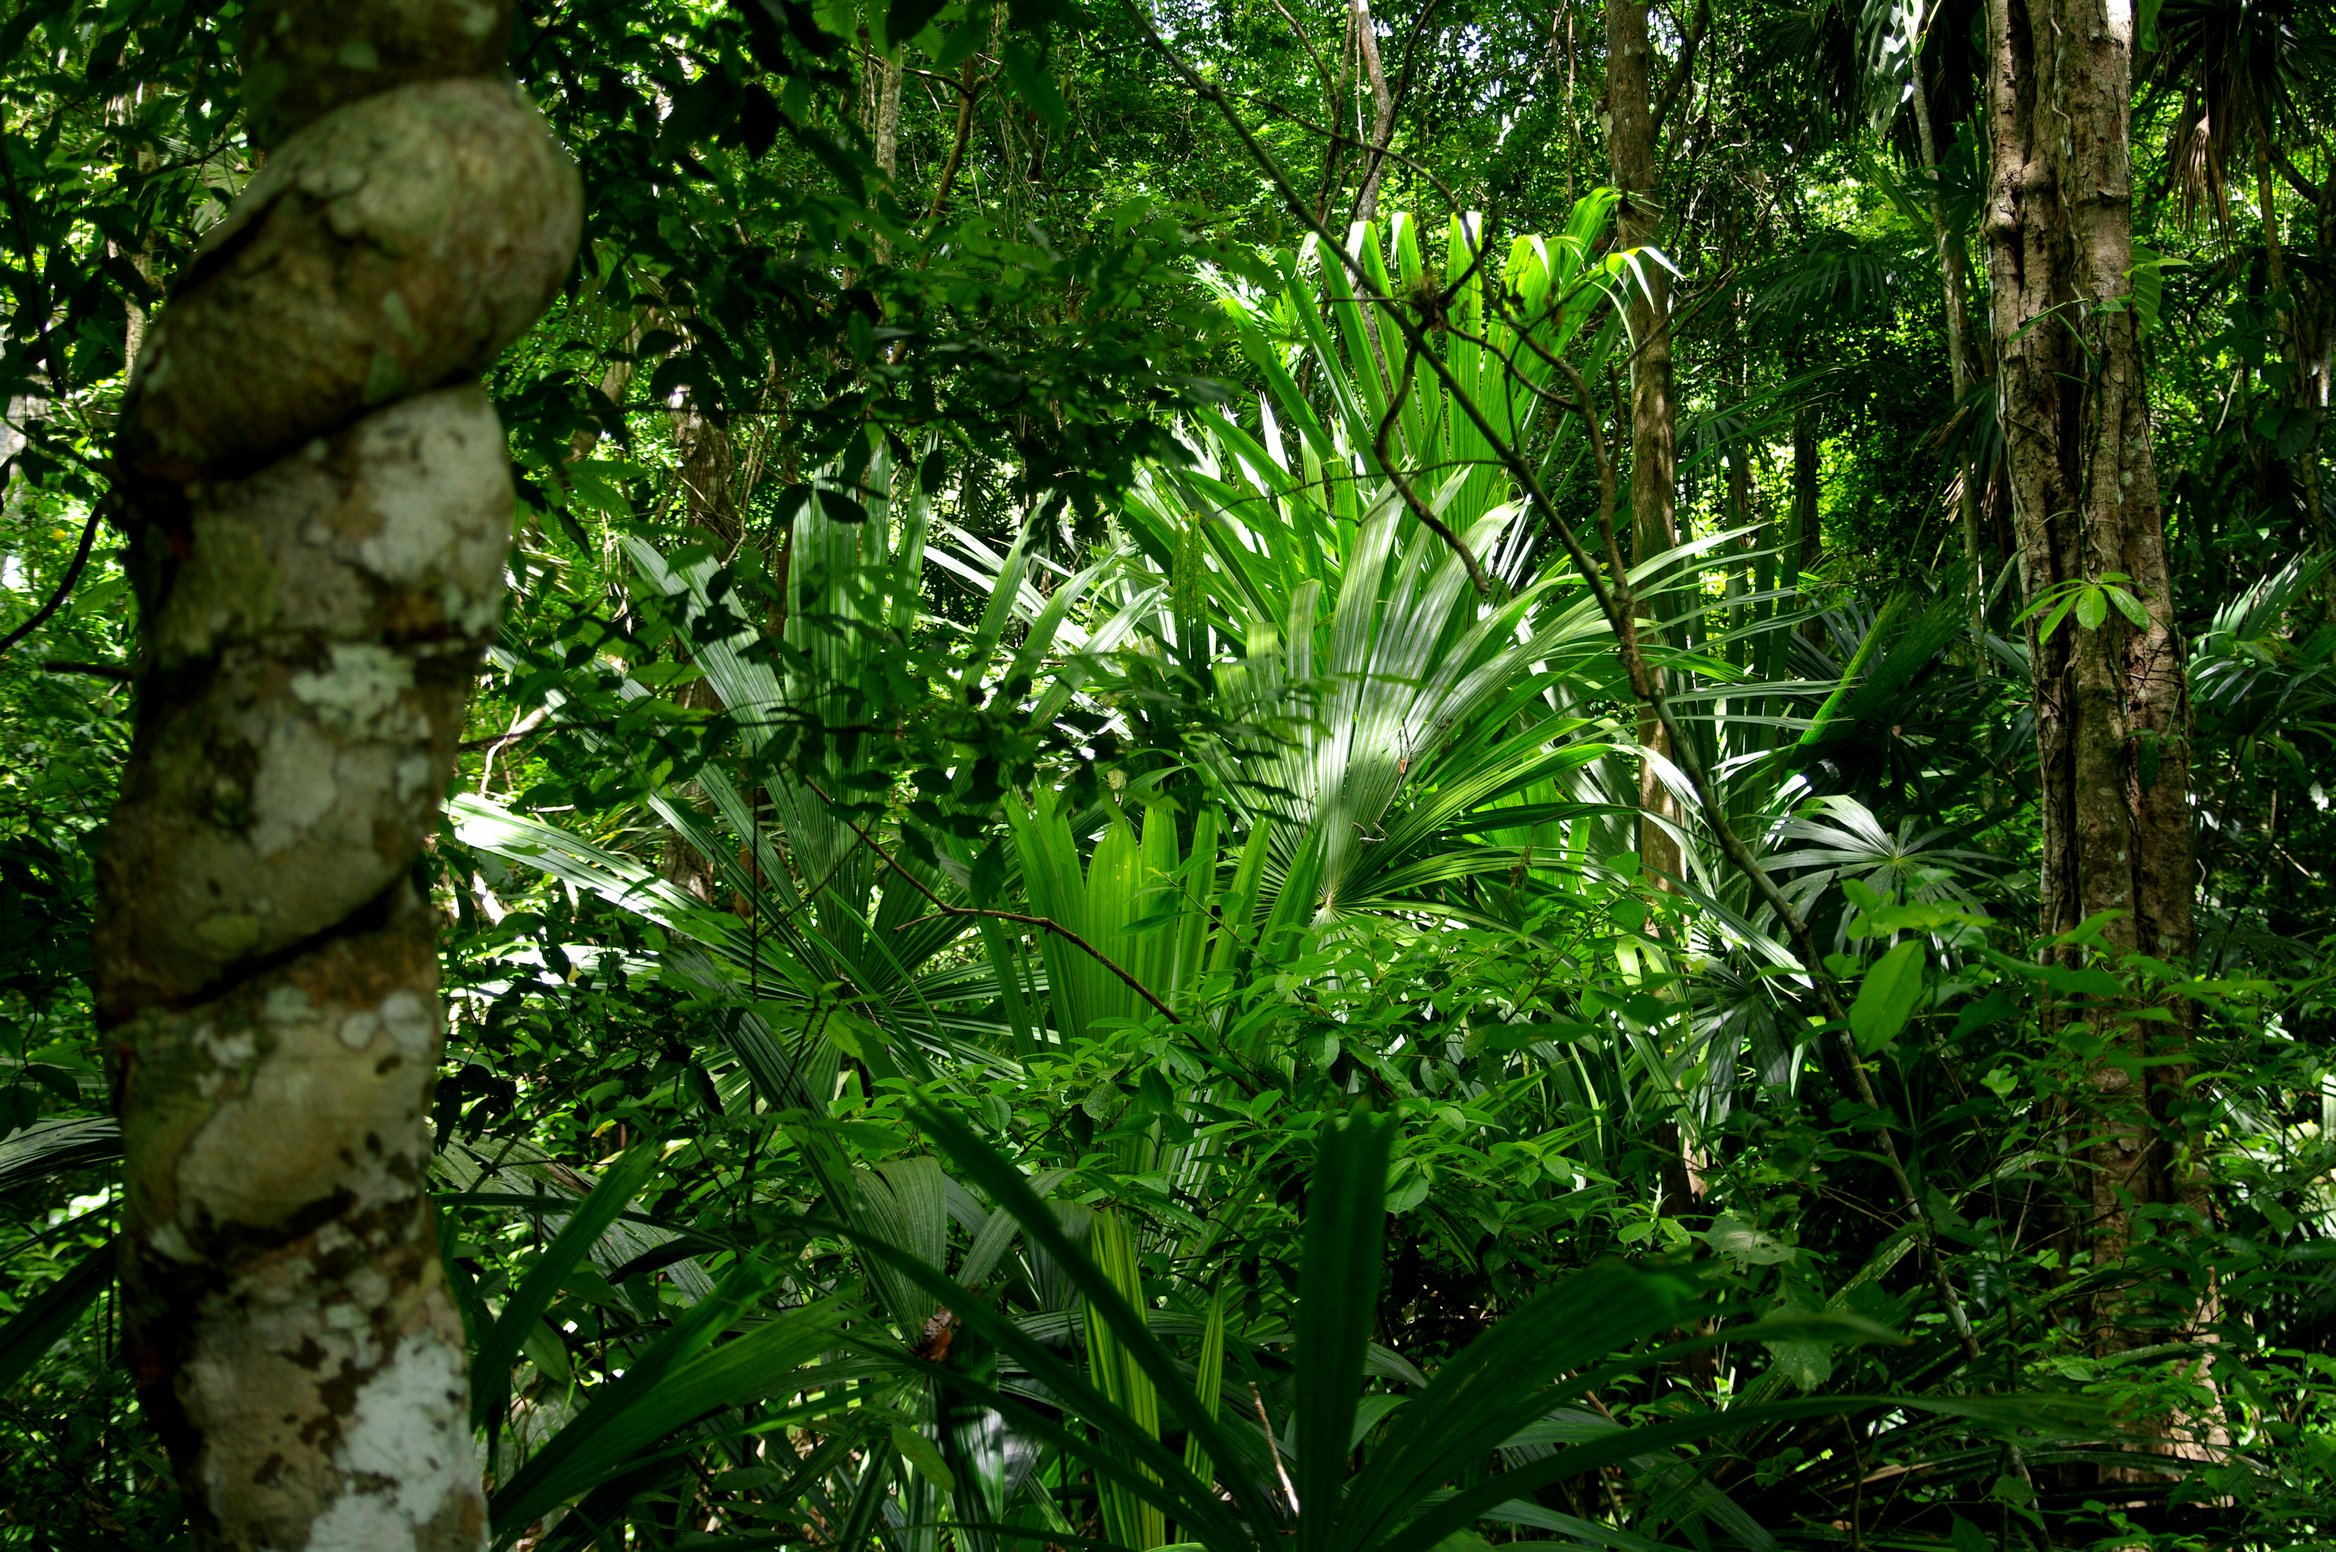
[1980,0,2193,1353]
[2283,158,2333,583]
[2251,146,2330,573]
[874,51,904,179]
[95,2,579,1544]
[670,400,741,554]
[1351,0,1396,225]
[1908,62,1992,609]
[1607,0,1682,887]
[924,55,982,222]
[661,395,739,903]
[862,38,904,264]
[1311,0,1355,222]
[1792,401,1822,585]
[2312,252,2334,605]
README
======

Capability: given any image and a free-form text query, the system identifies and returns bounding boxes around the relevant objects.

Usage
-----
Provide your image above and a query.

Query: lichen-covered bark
[96,4,580,1547]
[1980,0,2193,1347]
[118,80,578,485]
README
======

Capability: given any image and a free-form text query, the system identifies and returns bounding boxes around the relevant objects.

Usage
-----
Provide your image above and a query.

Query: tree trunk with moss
[94,2,579,1546]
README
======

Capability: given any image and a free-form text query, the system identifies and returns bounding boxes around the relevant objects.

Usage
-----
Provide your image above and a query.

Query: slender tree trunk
[925,55,981,222]
[1980,0,2193,1351]
[95,2,579,1545]
[1351,0,1396,225]
[851,32,905,268]
[670,400,741,553]
[1792,401,1822,586]
[1908,64,1993,609]
[1607,0,1682,886]
[874,51,904,180]
[2251,148,2331,574]
[661,394,739,903]
[2287,162,2334,584]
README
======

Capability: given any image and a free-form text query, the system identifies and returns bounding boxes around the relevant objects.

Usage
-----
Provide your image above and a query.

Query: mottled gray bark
[96,2,580,1546]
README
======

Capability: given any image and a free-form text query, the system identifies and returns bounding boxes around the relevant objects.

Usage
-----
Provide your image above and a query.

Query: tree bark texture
[874,52,904,180]
[94,1,580,1546]
[1605,0,1683,887]
[1980,0,2193,1338]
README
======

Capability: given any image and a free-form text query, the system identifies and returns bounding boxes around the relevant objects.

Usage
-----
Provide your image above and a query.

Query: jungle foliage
[2,0,2334,1547]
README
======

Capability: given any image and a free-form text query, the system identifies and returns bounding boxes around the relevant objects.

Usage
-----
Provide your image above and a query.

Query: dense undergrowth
[5,0,2336,1545]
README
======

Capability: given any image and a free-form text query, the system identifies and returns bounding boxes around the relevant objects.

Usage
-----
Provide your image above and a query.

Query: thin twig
[1262,0,1338,144]
[1224,88,1473,222]
[1371,319,1492,596]
[1249,1381,1299,1514]
[1649,0,1711,141]
[1345,0,1442,228]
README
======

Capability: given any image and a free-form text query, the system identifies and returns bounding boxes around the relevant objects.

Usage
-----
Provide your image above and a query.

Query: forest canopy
[1,0,2333,1548]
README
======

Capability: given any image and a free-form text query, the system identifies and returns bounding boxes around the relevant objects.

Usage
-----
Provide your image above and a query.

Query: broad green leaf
[0,1117,120,1196]
[2075,586,2107,631]
[1086,1205,1168,1550]
[1335,1264,1693,1551]
[905,1104,1275,1540]
[999,40,1069,129]
[1849,940,1926,1053]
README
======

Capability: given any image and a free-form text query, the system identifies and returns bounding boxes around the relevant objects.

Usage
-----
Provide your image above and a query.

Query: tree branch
[1649,0,1709,143]
[0,510,101,658]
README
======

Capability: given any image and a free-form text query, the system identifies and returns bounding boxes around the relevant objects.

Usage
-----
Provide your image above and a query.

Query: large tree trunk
[1980,0,2193,1348]
[94,2,579,1545]
[1605,0,1682,887]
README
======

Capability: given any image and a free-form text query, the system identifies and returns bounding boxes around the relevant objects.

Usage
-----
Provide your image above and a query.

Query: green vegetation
[3,0,2333,1547]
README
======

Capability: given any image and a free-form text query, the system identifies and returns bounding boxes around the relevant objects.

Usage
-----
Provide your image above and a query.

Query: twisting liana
[94,3,579,1547]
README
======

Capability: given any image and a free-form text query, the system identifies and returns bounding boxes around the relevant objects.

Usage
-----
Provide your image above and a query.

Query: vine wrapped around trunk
[94,2,580,1546]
